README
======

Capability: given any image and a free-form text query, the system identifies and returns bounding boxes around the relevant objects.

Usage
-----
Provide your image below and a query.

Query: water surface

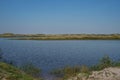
[0,39,120,73]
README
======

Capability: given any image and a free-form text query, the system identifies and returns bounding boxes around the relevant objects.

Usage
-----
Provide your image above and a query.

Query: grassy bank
[0,62,42,80]
[0,49,42,80]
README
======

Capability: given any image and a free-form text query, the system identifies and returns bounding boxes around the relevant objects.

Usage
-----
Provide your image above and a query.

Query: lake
[0,39,120,74]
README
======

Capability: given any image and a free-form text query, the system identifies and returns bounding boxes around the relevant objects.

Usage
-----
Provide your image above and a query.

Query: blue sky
[0,0,120,34]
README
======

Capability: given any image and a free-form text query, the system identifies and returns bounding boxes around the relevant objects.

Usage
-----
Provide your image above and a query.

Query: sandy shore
[68,67,120,80]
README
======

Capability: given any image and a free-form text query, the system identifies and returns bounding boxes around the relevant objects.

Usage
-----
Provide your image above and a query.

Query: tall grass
[20,63,41,78]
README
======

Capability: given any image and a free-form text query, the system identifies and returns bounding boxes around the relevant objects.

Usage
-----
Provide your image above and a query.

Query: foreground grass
[51,55,120,80]
[0,62,42,80]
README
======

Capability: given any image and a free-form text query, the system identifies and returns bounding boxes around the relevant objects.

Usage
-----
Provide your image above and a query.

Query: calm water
[0,39,120,73]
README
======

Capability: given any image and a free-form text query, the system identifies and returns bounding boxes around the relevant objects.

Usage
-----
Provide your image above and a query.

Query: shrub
[90,55,113,71]
[99,55,113,69]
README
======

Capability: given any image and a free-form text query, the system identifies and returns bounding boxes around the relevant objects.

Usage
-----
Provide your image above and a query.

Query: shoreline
[0,33,120,40]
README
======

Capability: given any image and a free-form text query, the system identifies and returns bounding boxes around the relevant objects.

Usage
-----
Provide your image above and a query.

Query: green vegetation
[90,55,113,71]
[0,62,40,80]
[0,33,120,40]
[51,55,120,80]
[51,66,81,77]
[51,65,90,79]
[20,63,41,78]
[0,33,15,37]
[0,62,43,80]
